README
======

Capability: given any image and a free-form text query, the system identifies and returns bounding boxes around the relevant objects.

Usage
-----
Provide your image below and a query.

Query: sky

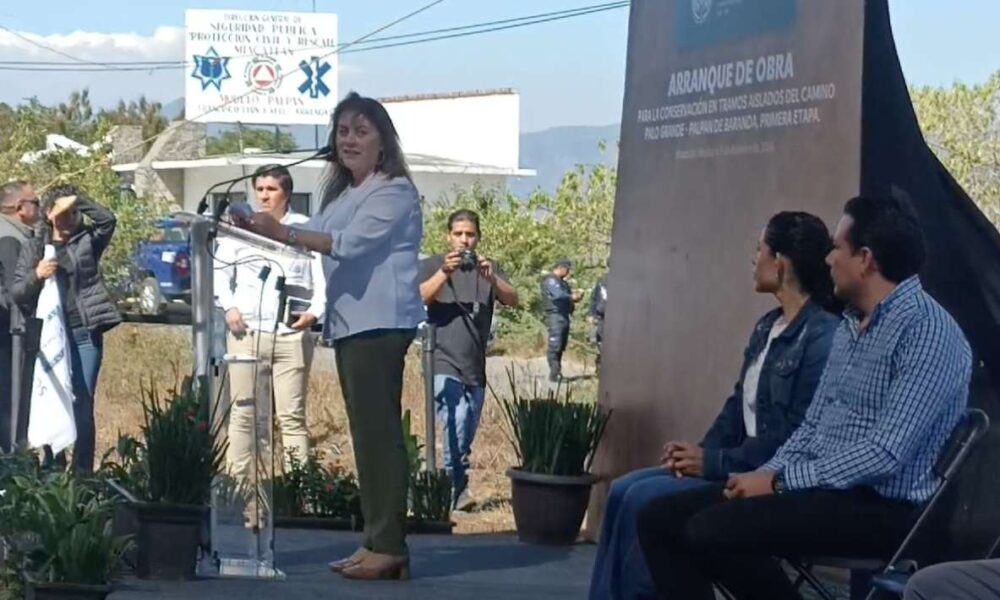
[0,0,996,133]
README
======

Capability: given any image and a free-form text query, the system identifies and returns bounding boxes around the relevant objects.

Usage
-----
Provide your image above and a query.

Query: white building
[113,89,535,215]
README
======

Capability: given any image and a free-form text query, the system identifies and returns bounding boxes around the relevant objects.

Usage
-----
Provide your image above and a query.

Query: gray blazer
[307,174,425,341]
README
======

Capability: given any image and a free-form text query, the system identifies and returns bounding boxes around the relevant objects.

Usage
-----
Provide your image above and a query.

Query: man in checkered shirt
[635,194,972,600]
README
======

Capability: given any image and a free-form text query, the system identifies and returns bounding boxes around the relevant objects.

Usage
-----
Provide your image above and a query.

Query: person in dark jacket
[0,244,14,451]
[0,180,41,451]
[588,212,840,600]
[541,259,583,382]
[588,270,608,368]
[13,185,120,472]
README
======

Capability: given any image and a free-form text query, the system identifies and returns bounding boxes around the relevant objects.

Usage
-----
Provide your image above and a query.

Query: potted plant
[101,376,225,580]
[494,370,611,545]
[98,433,147,576]
[1,473,131,600]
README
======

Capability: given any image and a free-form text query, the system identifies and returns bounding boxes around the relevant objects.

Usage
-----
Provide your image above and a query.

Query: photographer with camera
[419,209,518,511]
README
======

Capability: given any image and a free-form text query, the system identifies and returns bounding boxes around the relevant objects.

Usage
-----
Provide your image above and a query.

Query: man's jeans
[434,375,486,500]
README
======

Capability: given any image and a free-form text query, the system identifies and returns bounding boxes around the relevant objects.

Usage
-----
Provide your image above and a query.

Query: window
[211,192,247,215]
[290,193,312,216]
[163,227,188,242]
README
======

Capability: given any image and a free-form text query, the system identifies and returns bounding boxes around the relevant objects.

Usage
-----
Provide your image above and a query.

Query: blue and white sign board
[185,9,338,125]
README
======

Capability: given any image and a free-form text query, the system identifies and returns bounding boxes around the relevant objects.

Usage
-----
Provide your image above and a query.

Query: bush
[99,376,226,506]
[401,409,453,522]
[272,450,361,521]
[141,376,226,505]
[0,473,131,594]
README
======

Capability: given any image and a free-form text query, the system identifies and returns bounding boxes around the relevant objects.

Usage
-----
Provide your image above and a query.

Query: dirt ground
[95,324,598,534]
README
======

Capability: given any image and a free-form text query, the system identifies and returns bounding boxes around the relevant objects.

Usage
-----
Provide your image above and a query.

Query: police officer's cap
[554,258,573,269]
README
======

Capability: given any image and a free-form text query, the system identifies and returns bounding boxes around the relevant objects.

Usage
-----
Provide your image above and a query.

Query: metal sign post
[420,323,437,471]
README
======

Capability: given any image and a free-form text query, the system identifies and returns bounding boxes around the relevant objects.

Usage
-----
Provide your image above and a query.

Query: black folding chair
[869,527,1000,597]
[785,408,991,600]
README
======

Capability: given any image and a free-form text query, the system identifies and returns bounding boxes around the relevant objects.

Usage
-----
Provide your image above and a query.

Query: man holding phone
[214,165,325,486]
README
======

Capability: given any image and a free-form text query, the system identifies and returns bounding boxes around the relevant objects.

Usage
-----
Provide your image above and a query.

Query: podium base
[198,556,286,580]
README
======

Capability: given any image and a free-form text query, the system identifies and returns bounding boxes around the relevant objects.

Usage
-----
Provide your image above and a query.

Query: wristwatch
[286,226,298,246]
[772,471,786,494]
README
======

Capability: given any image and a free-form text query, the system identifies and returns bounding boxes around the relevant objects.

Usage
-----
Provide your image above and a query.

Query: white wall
[181,166,508,214]
[384,92,521,170]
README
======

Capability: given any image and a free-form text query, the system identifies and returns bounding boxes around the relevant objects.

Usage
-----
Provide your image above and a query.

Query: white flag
[27,245,76,453]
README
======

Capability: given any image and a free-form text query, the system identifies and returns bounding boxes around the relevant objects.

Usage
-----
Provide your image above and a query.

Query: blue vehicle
[134,217,191,315]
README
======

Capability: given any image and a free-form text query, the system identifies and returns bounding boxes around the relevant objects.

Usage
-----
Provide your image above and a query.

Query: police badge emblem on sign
[676,0,796,50]
[692,0,713,24]
[191,47,231,91]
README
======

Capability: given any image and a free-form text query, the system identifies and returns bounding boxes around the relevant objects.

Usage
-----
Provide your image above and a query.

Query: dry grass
[95,324,518,534]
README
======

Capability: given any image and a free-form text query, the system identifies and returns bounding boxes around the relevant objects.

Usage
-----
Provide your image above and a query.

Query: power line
[339,3,629,56]
[0,24,121,69]
[0,2,627,68]
[0,2,628,72]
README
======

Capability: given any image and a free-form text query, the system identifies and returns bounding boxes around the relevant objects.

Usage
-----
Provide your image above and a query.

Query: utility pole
[312,0,321,150]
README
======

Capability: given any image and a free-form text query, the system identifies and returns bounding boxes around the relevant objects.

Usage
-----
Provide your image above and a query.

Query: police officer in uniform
[540,259,582,382]
[588,271,608,368]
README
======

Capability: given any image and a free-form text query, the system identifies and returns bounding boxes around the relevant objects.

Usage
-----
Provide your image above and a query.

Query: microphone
[212,193,231,222]
[197,145,334,216]
[274,276,287,329]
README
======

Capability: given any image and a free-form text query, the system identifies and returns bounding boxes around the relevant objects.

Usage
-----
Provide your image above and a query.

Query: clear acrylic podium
[173,212,312,580]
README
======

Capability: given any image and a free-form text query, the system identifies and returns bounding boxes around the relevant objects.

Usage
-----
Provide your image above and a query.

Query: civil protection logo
[191,47,231,91]
[692,0,712,24]
[244,56,282,95]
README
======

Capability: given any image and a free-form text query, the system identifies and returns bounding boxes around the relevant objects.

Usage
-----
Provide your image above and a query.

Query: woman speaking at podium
[236,92,424,582]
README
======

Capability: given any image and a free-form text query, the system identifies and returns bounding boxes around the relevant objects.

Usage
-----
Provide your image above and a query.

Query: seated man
[637,194,973,600]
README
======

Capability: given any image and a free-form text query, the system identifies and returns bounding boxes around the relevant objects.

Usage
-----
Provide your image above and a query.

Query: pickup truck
[133,217,191,315]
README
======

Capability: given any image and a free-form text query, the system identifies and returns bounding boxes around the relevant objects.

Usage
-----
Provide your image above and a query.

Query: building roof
[20,133,96,164]
[111,150,535,178]
[379,88,517,104]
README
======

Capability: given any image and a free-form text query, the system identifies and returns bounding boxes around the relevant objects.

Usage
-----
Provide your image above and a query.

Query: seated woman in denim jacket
[589,212,841,600]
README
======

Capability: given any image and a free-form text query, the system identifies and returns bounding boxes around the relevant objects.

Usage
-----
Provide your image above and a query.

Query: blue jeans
[589,468,713,600]
[68,328,103,472]
[433,375,486,499]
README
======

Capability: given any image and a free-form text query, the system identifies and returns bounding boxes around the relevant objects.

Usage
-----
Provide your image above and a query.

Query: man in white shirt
[214,165,326,478]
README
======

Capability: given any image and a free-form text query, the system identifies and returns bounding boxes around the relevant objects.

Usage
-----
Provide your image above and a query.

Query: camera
[459,249,478,272]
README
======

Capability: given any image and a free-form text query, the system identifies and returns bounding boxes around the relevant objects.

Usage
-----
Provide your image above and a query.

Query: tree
[206,127,298,155]
[44,88,101,144]
[99,96,169,150]
[0,102,170,299]
[911,71,1000,224]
